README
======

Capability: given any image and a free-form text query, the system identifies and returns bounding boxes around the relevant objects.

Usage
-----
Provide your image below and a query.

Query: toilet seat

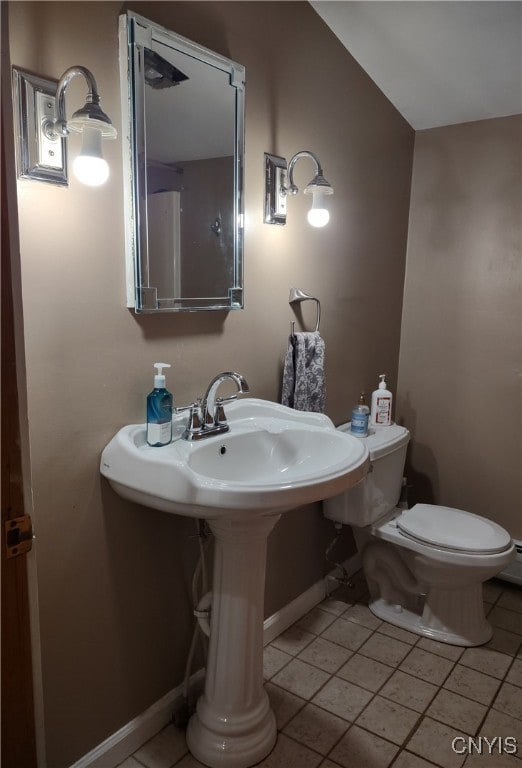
[397,504,512,555]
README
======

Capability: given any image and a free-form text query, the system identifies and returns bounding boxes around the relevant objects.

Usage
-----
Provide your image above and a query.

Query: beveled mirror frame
[119,12,245,313]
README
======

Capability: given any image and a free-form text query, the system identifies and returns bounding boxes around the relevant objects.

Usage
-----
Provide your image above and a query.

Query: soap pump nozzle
[378,374,387,389]
[153,362,171,389]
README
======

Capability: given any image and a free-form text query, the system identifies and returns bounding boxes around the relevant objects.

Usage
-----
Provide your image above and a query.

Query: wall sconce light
[13,66,117,187]
[264,150,333,227]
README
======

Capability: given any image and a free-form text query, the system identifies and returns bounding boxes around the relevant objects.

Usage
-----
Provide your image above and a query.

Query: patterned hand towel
[281,331,326,413]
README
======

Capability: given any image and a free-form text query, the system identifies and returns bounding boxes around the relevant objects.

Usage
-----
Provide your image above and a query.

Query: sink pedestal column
[186,513,281,768]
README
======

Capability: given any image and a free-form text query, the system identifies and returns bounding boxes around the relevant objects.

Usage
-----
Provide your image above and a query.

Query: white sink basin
[100,398,369,518]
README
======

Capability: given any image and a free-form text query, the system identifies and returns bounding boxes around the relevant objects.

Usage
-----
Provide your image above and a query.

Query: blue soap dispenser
[146,363,173,447]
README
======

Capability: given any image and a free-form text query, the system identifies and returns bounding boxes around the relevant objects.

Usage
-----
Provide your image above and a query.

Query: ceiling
[310,1,522,130]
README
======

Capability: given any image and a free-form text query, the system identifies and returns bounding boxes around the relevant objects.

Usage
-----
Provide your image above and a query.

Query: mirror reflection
[120,12,245,312]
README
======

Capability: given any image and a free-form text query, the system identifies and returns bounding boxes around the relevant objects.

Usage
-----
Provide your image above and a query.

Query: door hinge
[5,515,33,559]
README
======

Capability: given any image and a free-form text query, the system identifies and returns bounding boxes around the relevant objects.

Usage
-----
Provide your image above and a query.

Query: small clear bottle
[351,392,370,437]
[146,363,174,447]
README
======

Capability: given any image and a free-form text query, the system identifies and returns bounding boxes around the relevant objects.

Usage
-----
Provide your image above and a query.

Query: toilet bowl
[323,424,515,646]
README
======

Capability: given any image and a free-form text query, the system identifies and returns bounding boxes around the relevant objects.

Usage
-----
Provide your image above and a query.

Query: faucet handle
[215,395,237,425]
[178,399,203,438]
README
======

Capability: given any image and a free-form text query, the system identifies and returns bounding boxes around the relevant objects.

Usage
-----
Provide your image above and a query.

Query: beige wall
[397,116,522,538]
[8,2,413,764]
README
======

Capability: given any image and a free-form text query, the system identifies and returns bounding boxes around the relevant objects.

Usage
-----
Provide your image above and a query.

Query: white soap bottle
[370,374,393,426]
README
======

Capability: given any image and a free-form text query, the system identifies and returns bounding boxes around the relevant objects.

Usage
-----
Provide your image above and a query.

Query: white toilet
[324,423,515,646]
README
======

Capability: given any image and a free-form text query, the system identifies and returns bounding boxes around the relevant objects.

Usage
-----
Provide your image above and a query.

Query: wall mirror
[119,12,245,312]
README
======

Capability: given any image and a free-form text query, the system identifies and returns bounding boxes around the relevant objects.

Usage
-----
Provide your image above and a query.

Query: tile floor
[119,574,522,768]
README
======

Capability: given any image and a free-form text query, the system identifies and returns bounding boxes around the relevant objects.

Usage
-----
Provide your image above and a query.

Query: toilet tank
[323,423,410,526]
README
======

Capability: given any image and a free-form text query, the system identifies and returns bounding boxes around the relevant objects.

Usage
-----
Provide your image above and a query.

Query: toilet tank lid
[338,422,410,460]
[398,504,512,554]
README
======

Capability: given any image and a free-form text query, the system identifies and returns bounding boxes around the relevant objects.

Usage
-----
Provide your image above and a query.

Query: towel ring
[289,287,321,334]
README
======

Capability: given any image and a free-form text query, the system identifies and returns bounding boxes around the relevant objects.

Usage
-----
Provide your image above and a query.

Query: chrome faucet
[181,371,249,441]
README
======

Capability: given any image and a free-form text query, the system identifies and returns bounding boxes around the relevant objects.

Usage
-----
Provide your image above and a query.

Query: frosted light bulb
[73,125,109,186]
[307,191,330,227]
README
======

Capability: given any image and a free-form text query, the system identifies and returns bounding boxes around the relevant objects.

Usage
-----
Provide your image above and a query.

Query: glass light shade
[72,125,109,186]
[307,191,330,227]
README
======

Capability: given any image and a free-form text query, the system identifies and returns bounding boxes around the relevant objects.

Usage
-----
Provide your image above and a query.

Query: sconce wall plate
[264,149,333,227]
[264,153,287,225]
[12,68,68,186]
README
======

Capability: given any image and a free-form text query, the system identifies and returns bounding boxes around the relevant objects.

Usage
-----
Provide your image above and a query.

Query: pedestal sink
[101,398,369,768]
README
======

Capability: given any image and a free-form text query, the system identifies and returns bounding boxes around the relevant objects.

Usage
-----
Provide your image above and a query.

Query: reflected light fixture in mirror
[13,65,117,187]
[264,150,333,227]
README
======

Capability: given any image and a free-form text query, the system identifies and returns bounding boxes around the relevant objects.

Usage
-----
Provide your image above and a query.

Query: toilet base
[369,582,493,647]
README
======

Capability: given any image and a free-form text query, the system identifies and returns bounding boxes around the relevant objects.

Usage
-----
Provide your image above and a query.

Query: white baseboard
[69,670,205,768]
[263,578,327,647]
[71,554,361,768]
[263,552,362,645]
